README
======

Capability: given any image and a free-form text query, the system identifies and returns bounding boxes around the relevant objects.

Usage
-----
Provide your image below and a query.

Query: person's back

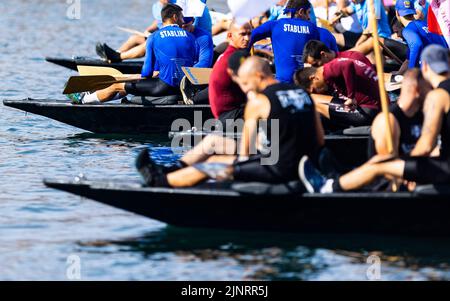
[143,25,198,87]
[251,18,320,83]
[337,50,373,66]
[262,83,318,178]
[403,20,449,67]
[191,26,214,68]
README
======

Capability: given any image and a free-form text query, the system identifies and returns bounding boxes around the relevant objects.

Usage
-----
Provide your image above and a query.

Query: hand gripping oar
[63,75,141,94]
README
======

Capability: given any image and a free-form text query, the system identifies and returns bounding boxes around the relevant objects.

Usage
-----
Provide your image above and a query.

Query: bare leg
[118,35,146,53]
[371,112,400,156]
[338,159,406,191]
[310,94,333,119]
[167,155,236,187]
[119,43,147,60]
[96,83,127,102]
[181,135,237,166]
[333,32,346,48]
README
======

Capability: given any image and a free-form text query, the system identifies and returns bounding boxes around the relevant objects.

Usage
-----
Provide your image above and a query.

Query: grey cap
[421,44,449,74]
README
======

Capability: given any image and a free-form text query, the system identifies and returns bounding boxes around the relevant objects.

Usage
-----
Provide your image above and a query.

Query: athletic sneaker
[95,42,107,60]
[135,148,166,186]
[180,76,194,105]
[103,43,122,63]
[299,156,328,193]
[66,92,86,105]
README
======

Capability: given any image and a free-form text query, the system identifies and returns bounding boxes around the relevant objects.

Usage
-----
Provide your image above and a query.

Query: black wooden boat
[44,178,450,236]
[45,57,143,74]
[3,98,213,134]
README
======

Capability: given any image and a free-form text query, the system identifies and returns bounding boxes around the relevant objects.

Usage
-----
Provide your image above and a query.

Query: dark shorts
[125,78,180,97]
[383,38,409,62]
[343,31,362,49]
[218,106,245,126]
[233,156,292,184]
[328,99,379,127]
[403,157,450,184]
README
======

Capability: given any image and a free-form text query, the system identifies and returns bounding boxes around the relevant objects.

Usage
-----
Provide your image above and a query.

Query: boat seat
[342,126,371,136]
[231,181,305,195]
[415,184,450,196]
[130,95,181,106]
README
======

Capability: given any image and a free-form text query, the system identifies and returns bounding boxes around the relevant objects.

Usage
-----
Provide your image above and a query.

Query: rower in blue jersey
[68,4,198,105]
[395,0,449,68]
[249,0,323,83]
[183,17,214,67]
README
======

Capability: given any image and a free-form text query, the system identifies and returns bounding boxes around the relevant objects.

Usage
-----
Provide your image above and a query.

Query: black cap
[228,50,251,75]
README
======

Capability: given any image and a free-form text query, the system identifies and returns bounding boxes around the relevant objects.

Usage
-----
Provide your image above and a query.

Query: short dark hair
[286,0,311,10]
[228,50,251,75]
[303,40,331,62]
[294,67,317,90]
[161,3,183,21]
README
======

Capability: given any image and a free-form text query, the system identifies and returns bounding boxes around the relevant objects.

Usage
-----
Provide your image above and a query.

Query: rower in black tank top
[390,103,423,155]
[233,83,320,183]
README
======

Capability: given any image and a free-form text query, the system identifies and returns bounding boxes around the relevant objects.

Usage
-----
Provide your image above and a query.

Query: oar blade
[63,75,116,94]
[77,65,124,76]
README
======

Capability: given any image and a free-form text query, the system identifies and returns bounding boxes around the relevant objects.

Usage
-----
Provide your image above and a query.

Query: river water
[1,0,450,281]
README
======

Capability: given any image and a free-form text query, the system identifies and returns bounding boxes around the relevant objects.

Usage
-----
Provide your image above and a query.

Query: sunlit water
[1,0,450,281]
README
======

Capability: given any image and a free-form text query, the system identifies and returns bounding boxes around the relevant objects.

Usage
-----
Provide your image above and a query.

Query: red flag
[428,0,450,46]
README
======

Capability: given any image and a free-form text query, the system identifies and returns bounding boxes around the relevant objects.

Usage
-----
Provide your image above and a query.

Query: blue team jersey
[403,20,449,68]
[250,19,320,83]
[192,27,214,68]
[270,2,317,25]
[142,25,198,87]
[318,27,339,53]
[193,4,212,34]
[352,0,391,38]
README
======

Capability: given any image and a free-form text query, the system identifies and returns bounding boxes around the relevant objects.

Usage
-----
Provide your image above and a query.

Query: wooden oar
[182,67,212,85]
[77,65,125,76]
[317,17,335,32]
[63,75,141,94]
[117,26,150,38]
[379,40,403,65]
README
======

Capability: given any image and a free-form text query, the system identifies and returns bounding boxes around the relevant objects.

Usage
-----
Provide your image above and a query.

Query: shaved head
[227,20,252,49]
[236,56,274,93]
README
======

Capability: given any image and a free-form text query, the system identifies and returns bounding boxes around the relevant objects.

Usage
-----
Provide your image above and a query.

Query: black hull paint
[45,57,144,74]
[44,179,450,236]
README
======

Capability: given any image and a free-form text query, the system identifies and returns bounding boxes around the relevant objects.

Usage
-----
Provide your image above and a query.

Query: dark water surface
[1,0,450,280]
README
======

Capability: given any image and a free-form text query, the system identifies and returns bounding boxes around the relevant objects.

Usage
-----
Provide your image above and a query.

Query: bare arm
[145,20,158,34]
[410,90,447,156]
[238,92,270,158]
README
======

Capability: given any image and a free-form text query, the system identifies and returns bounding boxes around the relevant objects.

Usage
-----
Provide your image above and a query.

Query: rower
[248,0,336,84]
[208,22,252,124]
[96,0,176,63]
[68,4,198,104]
[336,0,408,64]
[294,57,380,127]
[394,0,448,74]
[370,68,432,157]
[97,0,213,63]
[302,39,372,67]
[136,56,324,187]
[299,44,450,193]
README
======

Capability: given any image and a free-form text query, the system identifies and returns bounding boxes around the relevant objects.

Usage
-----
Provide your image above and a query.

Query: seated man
[336,0,408,64]
[370,68,432,157]
[302,39,372,67]
[294,57,381,127]
[97,0,175,62]
[299,45,450,193]
[68,4,198,104]
[98,0,213,63]
[136,56,324,187]
[395,0,448,71]
[208,22,253,123]
[248,0,331,83]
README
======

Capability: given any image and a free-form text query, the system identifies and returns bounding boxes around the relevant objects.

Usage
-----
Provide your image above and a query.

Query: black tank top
[261,83,319,179]
[438,79,450,158]
[390,103,423,155]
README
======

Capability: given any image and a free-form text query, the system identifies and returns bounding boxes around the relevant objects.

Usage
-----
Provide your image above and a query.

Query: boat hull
[44,179,450,236]
[45,57,143,74]
[4,99,213,134]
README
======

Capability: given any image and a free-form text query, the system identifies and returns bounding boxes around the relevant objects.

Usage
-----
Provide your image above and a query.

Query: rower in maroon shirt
[294,56,381,128]
[209,21,252,125]
[302,39,372,68]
